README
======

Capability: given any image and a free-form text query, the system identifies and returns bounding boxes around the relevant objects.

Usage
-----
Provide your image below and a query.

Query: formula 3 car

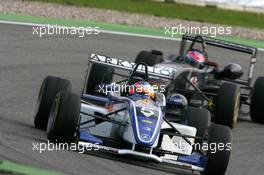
[34,59,232,175]
[134,34,264,128]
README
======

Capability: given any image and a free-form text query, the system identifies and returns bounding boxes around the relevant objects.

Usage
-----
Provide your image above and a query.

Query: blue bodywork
[79,130,103,144]
[80,93,206,169]
[178,153,207,167]
[110,94,163,147]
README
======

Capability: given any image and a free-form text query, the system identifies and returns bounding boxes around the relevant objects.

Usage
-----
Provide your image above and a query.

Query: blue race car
[34,55,232,175]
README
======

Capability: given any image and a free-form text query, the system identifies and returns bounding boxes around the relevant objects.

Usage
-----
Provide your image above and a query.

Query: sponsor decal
[90,54,174,78]
[141,134,151,141]
[143,127,152,131]
[141,119,153,124]
[140,107,155,117]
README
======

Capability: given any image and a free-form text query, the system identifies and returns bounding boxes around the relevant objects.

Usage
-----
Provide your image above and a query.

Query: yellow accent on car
[232,92,240,127]
[142,119,152,124]
[208,98,215,110]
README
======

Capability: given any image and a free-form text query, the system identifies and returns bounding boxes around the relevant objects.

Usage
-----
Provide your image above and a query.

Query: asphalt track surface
[0,23,264,175]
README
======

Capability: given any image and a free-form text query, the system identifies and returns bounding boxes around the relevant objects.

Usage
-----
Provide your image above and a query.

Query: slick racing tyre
[203,124,232,175]
[185,107,211,143]
[86,64,114,95]
[34,76,71,130]
[214,82,240,129]
[250,76,264,124]
[135,50,164,66]
[47,91,80,143]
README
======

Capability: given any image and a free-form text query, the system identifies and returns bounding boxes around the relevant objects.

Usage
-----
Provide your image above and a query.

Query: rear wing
[82,54,175,94]
[179,34,258,86]
[89,53,174,80]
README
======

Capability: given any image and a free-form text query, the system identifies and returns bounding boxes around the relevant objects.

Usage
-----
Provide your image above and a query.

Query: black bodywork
[178,34,257,109]
[140,34,258,123]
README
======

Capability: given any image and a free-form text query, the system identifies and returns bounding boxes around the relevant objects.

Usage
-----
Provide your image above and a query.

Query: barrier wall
[155,0,264,13]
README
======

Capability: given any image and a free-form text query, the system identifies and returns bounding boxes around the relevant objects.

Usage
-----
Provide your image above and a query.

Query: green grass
[0,160,60,175]
[1,13,264,48]
[28,0,264,29]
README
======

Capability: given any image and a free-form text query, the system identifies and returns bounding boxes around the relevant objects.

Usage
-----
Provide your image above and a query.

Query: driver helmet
[166,94,188,115]
[129,81,155,99]
[184,49,206,69]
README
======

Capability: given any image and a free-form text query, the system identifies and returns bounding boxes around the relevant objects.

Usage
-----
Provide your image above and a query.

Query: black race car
[133,34,264,129]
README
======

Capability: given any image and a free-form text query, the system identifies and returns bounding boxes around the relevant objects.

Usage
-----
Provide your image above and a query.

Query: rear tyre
[250,77,264,124]
[86,64,114,95]
[185,107,211,143]
[214,83,240,129]
[135,50,164,66]
[34,76,71,130]
[47,91,80,143]
[203,124,232,175]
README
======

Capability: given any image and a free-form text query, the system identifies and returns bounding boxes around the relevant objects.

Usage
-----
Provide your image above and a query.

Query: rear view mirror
[222,63,243,80]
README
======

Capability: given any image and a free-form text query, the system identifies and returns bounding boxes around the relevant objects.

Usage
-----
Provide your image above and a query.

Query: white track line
[100,29,181,41]
[0,20,181,41]
[0,20,263,51]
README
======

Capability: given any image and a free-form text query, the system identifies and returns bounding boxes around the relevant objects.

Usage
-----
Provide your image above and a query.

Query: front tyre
[34,76,71,130]
[47,91,80,143]
[86,64,113,95]
[250,76,264,124]
[214,83,240,129]
[203,124,232,175]
[185,107,211,143]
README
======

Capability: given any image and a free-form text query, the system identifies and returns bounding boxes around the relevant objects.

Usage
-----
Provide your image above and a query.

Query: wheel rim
[34,82,44,119]
[47,95,60,134]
